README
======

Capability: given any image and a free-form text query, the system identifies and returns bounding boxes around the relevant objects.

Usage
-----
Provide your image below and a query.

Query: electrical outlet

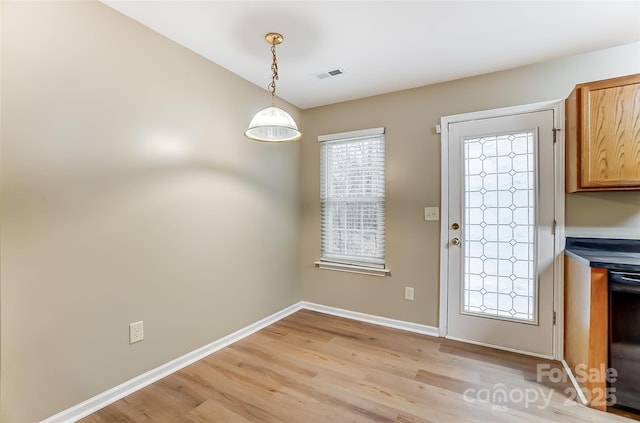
[405,286,415,301]
[424,207,439,221]
[129,321,144,344]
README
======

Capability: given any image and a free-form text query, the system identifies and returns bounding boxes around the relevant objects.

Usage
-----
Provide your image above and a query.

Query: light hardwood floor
[80,310,639,422]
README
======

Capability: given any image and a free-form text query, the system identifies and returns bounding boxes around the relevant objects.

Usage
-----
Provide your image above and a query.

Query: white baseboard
[561,359,589,405]
[40,303,303,423]
[301,301,440,337]
[41,301,438,423]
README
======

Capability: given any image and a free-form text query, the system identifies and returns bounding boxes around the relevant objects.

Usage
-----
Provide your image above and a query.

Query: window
[319,127,385,270]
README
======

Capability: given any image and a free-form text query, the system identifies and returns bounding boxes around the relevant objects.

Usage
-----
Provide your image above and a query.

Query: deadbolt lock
[451,223,460,230]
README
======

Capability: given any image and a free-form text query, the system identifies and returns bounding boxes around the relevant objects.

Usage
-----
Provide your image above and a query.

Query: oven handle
[610,271,640,294]
[610,281,640,294]
[621,275,640,283]
[610,271,640,284]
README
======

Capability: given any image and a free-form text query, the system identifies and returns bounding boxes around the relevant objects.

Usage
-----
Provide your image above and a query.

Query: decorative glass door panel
[463,132,536,323]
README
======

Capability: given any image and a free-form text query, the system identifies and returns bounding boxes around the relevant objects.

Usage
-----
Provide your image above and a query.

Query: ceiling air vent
[315,68,345,79]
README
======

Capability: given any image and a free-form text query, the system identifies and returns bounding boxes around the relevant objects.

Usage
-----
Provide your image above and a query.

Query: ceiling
[102,1,640,110]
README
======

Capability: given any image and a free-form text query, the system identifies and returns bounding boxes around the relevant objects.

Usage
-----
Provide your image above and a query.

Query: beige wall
[3,1,640,421]
[1,2,301,422]
[565,191,640,238]
[299,42,640,327]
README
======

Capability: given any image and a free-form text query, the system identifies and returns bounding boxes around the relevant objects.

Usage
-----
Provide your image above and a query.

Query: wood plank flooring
[80,310,640,422]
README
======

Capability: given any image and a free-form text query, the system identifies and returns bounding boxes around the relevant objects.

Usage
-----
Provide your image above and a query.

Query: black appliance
[609,270,640,412]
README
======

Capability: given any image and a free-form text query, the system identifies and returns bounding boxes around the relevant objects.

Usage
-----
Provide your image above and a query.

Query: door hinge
[553,311,557,325]
[552,128,559,143]
[552,219,557,235]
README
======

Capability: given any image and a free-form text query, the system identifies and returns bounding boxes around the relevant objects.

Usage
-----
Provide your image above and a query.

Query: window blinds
[319,128,385,267]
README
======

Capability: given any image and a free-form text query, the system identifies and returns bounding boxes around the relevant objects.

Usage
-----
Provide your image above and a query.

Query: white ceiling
[103,1,640,110]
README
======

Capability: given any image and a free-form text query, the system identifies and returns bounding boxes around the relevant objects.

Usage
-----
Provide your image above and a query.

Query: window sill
[314,261,391,277]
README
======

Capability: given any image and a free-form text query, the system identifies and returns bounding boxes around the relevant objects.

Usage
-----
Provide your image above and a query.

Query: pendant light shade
[245,106,302,142]
[245,33,302,143]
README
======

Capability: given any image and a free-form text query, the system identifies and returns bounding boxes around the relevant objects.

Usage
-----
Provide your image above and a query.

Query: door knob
[451,223,460,230]
[451,237,460,246]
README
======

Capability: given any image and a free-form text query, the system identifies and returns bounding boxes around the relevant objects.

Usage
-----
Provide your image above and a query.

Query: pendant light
[244,33,302,143]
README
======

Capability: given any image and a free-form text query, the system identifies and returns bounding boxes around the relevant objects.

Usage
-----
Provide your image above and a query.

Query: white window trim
[318,127,385,142]
[317,126,388,275]
[314,261,391,277]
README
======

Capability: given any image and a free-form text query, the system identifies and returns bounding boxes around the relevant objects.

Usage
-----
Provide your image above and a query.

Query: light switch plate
[424,207,439,221]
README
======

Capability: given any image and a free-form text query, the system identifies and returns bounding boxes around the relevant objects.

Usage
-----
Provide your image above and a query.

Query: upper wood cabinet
[565,74,640,192]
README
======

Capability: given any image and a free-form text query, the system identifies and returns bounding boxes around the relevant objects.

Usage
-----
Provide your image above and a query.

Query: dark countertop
[565,237,640,272]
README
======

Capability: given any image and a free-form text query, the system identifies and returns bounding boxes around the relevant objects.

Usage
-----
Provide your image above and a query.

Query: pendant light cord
[268,43,279,103]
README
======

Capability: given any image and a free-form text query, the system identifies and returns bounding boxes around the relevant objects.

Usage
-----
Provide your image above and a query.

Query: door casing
[438,100,565,360]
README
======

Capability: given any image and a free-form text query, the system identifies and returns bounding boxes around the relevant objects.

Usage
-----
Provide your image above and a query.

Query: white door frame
[438,100,565,360]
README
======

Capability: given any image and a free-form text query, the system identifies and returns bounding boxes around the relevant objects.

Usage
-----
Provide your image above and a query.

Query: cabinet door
[580,76,640,189]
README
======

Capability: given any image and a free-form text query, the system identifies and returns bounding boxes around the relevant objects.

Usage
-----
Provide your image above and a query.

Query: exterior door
[445,110,555,357]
